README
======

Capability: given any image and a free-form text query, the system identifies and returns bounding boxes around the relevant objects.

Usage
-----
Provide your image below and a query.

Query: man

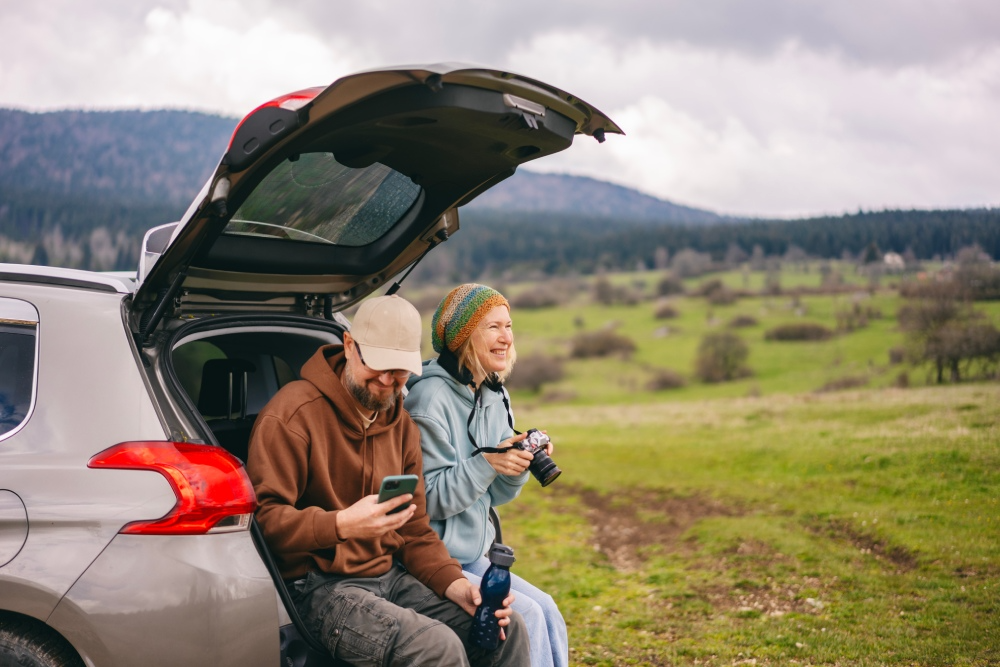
[247,294,528,666]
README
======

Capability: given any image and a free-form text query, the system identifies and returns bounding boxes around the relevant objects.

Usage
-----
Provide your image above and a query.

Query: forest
[1,107,998,276]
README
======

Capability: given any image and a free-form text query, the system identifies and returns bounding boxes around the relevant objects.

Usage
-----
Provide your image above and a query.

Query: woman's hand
[483,432,533,476]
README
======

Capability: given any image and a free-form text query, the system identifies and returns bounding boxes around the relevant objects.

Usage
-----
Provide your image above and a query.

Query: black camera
[514,429,561,487]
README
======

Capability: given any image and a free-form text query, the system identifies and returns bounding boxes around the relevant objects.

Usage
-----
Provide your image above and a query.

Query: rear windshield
[226,152,421,246]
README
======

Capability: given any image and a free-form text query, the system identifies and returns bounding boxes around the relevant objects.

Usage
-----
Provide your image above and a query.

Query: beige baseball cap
[349,295,423,376]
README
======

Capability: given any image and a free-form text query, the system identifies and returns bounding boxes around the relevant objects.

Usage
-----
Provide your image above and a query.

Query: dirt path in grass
[573,487,742,571]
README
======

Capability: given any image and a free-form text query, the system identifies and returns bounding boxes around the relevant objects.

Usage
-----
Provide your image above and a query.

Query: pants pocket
[315,586,399,667]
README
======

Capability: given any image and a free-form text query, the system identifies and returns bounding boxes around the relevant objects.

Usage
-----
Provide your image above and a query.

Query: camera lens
[529,449,561,487]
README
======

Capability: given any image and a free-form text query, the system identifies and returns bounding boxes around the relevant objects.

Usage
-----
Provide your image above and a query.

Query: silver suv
[0,64,619,667]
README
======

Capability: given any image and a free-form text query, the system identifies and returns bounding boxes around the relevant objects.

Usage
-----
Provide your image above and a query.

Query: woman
[405,283,568,667]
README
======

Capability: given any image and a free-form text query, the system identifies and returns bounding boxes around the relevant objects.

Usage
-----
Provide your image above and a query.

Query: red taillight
[88,442,257,535]
[226,87,324,150]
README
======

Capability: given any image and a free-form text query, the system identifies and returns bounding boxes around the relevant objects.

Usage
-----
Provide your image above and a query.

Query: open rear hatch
[130,63,621,341]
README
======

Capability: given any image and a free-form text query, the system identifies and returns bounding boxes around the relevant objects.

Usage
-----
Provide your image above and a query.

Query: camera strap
[469,386,520,457]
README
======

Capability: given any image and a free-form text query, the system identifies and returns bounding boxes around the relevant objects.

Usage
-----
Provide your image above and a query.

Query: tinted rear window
[226,153,421,246]
[0,299,38,439]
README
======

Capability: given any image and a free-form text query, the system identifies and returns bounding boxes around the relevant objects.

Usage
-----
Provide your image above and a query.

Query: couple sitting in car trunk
[246,284,567,667]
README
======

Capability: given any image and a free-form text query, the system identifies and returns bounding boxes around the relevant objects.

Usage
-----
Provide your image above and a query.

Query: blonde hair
[457,325,517,385]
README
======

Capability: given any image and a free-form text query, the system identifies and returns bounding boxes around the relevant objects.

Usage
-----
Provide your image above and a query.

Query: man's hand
[444,578,516,640]
[335,493,415,540]
[482,432,533,477]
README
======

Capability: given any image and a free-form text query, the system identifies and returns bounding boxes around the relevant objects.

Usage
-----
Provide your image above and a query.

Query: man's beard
[343,364,398,412]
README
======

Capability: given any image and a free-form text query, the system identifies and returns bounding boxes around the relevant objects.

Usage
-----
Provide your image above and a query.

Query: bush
[728,315,759,329]
[570,329,637,359]
[646,368,686,391]
[505,353,565,393]
[764,323,834,341]
[693,277,738,305]
[654,303,680,319]
[593,277,641,306]
[694,278,725,297]
[835,302,883,332]
[509,286,565,309]
[695,332,752,383]
[815,375,869,393]
[708,289,738,305]
[656,273,685,296]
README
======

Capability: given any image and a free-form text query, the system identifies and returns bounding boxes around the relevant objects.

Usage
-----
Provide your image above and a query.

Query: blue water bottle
[469,543,516,650]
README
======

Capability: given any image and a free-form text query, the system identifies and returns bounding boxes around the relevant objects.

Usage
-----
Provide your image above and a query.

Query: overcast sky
[2,0,999,218]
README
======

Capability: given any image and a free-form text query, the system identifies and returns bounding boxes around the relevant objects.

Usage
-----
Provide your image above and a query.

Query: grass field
[426,267,1000,665]
[501,384,999,666]
[496,268,1000,406]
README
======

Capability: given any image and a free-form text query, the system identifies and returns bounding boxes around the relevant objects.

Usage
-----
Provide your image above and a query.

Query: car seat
[198,358,258,463]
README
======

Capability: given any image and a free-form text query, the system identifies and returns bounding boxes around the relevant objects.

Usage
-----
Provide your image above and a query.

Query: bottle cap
[487,543,515,567]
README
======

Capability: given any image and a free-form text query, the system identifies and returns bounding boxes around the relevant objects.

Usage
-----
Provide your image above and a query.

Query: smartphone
[377,474,418,514]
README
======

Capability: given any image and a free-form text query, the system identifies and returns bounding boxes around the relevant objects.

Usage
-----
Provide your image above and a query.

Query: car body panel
[0,279,173,619]
[48,532,278,667]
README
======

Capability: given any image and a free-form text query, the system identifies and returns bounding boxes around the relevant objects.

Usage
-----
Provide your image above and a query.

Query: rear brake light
[88,442,257,535]
[227,87,323,150]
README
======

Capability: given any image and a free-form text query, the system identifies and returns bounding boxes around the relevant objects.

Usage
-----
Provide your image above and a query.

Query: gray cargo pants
[292,563,530,666]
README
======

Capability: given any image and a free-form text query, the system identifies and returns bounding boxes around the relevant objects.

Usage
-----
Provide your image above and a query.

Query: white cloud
[1,0,999,216]
[510,31,1000,216]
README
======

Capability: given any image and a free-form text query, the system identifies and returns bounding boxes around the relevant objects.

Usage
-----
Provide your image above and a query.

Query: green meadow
[439,267,999,666]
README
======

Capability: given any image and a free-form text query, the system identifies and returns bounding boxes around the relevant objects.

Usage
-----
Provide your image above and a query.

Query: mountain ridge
[0,107,720,224]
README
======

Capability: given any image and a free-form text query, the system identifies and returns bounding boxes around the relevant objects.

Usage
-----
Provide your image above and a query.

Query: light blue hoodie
[404,358,528,565]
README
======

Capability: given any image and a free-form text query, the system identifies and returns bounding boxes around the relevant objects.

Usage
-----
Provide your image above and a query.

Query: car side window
[0,298,39,439]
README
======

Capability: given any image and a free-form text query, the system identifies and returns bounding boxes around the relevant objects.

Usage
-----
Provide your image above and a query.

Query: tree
[898,283,1000,382]
[695,332,751,382]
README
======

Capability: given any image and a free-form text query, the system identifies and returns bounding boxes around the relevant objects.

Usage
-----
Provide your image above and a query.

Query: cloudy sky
[2,0,999,218]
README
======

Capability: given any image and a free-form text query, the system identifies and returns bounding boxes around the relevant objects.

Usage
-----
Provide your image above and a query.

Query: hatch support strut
[136,269,187,347]
[385,228,449,296]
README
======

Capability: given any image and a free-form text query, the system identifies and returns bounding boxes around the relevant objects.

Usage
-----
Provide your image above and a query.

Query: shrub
[570,329,637,359]
[764,323,834,341]
[695,332,752,382]
[505,353,565,393]
[593,277,641,306]
[654,303,680,319]
[728,315,758,329]
[694,278,725,297]
[708,289,737,305]
[835,302,883,332]
[509,285,565,309]
[815,375,870,393]
[693,277,738,305]
[646,368,686,391]
[656,273,686,296]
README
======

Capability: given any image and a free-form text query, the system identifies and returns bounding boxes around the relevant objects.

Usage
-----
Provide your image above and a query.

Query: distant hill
[469,171,723,224]
[0,108,235,206]
[0,107,718,221]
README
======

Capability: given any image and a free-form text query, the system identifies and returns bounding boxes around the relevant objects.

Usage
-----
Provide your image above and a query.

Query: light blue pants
[463,556,568,667]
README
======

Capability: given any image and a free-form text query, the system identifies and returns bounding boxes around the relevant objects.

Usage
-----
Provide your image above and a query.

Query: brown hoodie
[246,345,464,597]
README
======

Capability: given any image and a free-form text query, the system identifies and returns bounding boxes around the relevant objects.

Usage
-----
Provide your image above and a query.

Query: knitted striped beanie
[432,284,510,354]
